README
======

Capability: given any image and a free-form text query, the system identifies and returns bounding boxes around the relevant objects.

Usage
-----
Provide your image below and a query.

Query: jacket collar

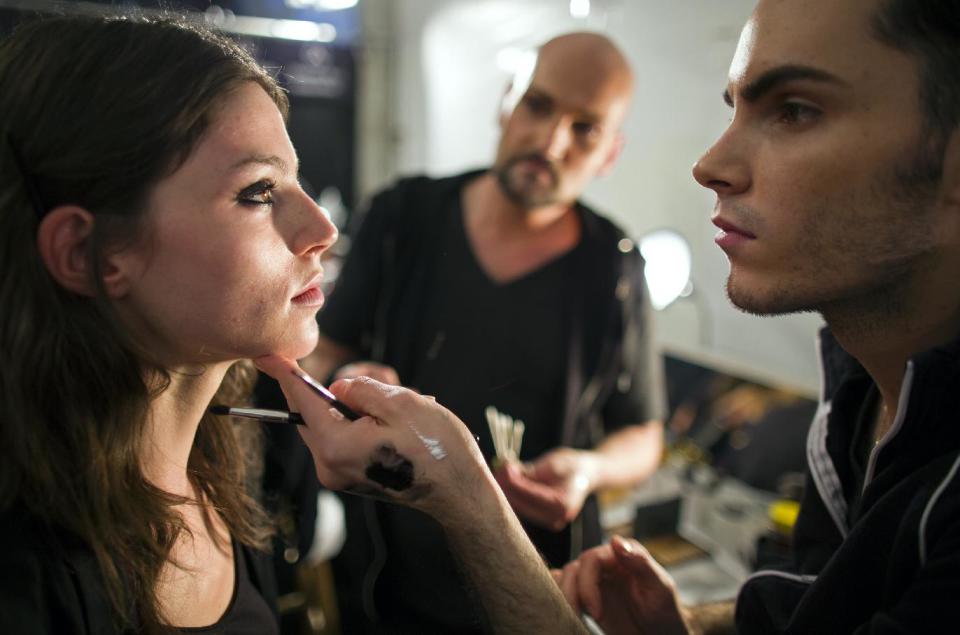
[818,325,960,403]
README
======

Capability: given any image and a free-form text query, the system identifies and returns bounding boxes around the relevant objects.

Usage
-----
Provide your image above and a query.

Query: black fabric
[254,373,322,635]
[180,541,278,635]
[0,506,279,634]
[256,376,320,560]
[319,170,662,633]
[735,328,960,634]
[409,196,573,467]
[845,383,878,525]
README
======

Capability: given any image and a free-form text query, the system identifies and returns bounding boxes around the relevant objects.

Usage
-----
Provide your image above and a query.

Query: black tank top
[179,540,278,634]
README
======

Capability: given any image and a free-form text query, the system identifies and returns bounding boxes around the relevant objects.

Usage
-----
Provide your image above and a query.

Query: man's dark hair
[872,0,960,142]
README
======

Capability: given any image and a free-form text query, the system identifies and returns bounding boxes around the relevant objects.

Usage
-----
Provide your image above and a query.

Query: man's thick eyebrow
[722,65,848,107]
[229,155,293,173]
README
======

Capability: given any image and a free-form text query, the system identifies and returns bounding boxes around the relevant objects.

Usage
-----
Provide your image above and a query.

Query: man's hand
[255,356,589,635]
[254,355,486,521]
[554,535,692,635]
[333,360,401,385]
[493,448,598,531]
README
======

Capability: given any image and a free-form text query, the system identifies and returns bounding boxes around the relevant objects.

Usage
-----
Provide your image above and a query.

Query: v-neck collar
[453,198,581,288]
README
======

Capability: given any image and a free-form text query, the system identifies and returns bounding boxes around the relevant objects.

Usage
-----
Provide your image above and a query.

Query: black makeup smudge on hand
[365,444,414,491]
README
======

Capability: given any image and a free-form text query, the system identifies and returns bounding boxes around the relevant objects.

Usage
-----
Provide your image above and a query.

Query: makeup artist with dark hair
[0,14,338,632]
[303,31,665,633]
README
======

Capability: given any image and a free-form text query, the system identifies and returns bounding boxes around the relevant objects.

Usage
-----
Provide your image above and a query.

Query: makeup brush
[485,405,525,466]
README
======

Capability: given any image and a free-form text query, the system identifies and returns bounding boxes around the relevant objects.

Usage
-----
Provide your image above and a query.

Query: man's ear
[36,206,134,298]
[596,133,625,177]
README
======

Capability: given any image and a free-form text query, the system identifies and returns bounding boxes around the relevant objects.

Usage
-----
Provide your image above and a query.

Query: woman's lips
[291,286,324,308]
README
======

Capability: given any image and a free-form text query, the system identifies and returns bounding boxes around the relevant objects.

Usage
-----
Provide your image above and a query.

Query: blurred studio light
[497,47,537,113]
[570,0,591,19]
[204,6,337,42]
[639,229,693,310]
[285,0,358,9]
[271,19,336,41]
[496,47,537,76]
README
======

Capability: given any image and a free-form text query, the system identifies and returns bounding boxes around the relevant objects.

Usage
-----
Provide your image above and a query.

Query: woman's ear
[36,206,135,298]
[36,205,97,297]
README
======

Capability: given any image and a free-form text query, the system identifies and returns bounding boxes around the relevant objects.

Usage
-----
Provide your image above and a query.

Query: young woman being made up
[0,14,337,632]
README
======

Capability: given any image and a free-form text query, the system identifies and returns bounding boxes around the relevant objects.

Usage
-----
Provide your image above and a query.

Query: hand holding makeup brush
[254,354,488,519]
[254,355,587,633]
[493,447,599,532]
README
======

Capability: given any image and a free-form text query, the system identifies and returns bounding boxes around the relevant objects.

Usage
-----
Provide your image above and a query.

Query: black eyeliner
[237,179,274,205]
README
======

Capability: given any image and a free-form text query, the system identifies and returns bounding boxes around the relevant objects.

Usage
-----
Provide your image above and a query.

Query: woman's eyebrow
[229,154,298,175]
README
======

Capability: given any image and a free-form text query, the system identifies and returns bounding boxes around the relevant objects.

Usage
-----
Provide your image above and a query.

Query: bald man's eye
[572,121,600,138]
[522,95,551,116]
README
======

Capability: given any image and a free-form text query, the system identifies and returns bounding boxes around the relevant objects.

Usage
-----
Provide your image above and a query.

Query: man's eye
[523,95,551,116]
[573,121,599,138]
[777,102,821,125]
[237,180,275,206]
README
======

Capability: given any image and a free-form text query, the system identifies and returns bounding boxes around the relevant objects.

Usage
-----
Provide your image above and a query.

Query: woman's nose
[291,191,339,257]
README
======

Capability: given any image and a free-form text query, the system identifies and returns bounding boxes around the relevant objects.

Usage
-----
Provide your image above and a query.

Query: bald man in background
[306,32,665,632]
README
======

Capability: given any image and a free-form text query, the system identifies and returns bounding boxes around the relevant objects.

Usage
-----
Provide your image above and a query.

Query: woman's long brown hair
[0,14,290,630]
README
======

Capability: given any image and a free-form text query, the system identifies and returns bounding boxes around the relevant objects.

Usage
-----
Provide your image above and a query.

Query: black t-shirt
[319,172,659,633]
[363,200,585,632]
[408,201,575,462]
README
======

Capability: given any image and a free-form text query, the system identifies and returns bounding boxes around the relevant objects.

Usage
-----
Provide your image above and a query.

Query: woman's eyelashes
[237,179,276,207]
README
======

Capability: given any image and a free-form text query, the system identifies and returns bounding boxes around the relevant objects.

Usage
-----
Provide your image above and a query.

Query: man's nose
[537,116,573,161]
[692,125,751,197]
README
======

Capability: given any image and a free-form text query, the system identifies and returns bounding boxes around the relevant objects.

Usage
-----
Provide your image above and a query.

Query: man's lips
[712,216,756,250]
[712,217,756,238]
[519,155,551,169]
[513,154,556,177]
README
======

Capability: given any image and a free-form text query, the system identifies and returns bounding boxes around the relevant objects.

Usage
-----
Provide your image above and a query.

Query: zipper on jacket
[862,361,915,493]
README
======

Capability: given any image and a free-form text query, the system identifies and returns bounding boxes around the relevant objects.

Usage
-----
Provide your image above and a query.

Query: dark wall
[0,1,358,209]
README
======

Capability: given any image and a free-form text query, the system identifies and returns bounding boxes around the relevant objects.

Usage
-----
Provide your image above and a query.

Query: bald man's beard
[493,153,561,208]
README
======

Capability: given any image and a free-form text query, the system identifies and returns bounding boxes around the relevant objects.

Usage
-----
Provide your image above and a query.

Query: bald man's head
[535,32,633,126]
[493,32,634,208]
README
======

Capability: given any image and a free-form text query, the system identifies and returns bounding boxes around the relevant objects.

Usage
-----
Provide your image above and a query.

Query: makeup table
[601,459,779,605]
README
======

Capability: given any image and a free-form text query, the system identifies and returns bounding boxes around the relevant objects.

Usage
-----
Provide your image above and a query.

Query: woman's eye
[777,101,821,125]
[237,180,275,206]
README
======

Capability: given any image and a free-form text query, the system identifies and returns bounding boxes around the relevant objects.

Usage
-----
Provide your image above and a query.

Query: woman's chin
[262,333,319,362]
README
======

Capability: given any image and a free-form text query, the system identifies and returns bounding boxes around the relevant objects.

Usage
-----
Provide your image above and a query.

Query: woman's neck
[141,361,233,498]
